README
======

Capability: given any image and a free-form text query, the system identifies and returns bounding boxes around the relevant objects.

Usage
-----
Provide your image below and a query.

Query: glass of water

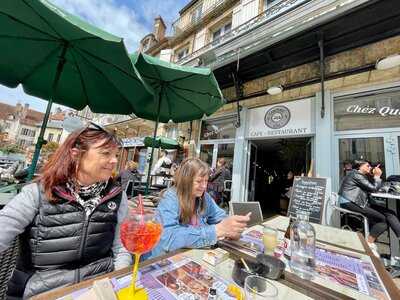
[244,275,278,299]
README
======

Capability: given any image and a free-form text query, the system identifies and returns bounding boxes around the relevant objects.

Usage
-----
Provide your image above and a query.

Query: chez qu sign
[346,104,400,116]
[247,98,315,138]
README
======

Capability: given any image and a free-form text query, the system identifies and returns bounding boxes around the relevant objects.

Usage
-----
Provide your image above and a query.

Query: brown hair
[39,126,120,201]
[173,158,210,224]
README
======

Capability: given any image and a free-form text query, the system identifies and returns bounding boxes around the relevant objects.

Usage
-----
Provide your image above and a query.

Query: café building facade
[138,0,400,216]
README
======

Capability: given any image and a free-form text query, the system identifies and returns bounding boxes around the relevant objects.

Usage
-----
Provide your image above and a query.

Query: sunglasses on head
[74,122,119,147]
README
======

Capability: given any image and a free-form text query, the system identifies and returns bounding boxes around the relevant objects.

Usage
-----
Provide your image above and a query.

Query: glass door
[199,144,214,166]
[338,136,386,181]
[246,142,258,202]
[334,131,400,191]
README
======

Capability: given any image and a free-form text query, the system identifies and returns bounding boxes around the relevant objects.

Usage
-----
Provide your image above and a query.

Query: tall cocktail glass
[117,205,162,300]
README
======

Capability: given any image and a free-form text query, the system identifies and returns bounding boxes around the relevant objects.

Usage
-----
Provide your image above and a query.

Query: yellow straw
[241,258,251,272]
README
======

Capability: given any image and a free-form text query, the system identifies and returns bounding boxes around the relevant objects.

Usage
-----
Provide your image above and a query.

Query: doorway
[246,137,313,218]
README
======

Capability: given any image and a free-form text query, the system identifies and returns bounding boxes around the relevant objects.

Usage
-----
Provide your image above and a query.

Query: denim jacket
[150,188,227,258]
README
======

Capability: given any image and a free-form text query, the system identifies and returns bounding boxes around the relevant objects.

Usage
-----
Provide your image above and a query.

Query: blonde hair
[126,160,138,170]
[174,158,210,224]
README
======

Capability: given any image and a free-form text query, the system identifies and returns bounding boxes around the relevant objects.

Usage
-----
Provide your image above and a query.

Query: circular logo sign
[264,106,291,129]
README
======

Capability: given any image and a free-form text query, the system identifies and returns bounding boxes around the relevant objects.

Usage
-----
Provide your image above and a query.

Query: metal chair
[223,180,232,192]
[329,192,369,239]
[0,237,20,299]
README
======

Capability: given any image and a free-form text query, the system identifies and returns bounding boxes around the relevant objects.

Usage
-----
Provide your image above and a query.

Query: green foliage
[0,144,24,154]
[42,141,59,154]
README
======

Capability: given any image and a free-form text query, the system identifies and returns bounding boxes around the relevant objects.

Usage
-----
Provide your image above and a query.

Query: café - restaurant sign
[247,98,315,138]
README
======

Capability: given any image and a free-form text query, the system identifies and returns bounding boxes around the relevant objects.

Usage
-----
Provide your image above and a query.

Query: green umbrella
[0,0,152,179]
[144,136,179,150]
[130,52,224,192]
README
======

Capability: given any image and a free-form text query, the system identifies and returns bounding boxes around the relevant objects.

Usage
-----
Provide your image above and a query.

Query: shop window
[200,116,236,140]
[217,143,234,171]
[334,90,400,131]
[200,144,214,166]
[338,137,385,180]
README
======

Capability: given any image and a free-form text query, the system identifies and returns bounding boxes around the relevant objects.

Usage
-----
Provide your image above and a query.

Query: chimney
[22,103,29,119]
[15,102,22,114]
[154,16,166,42]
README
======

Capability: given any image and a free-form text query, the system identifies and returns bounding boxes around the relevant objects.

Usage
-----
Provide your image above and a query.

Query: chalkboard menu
[287,176,327,224]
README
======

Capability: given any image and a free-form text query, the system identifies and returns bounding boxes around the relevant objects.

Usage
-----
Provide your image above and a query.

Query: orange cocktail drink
[117,204,162,300]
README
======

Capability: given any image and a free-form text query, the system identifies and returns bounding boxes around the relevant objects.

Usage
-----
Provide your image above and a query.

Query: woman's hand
[372,165,382,178]
[215,213,251,239]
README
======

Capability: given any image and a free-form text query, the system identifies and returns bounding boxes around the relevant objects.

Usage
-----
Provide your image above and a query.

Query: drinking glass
[263,225,278,255]
[244,275,278,299]
[117,207,163,300]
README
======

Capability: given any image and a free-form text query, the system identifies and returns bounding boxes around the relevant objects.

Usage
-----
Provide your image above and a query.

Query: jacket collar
[53,180,122,203]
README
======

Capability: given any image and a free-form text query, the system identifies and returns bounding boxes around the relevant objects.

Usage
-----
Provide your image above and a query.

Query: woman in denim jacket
[150,158,250,258]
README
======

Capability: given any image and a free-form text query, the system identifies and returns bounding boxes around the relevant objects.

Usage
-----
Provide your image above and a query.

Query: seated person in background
[338,159,400,248]
[152,150,173,185]
[120,160,139,191]
[150,158,250,258]
[0,125,131,298]
[208,157,231,205]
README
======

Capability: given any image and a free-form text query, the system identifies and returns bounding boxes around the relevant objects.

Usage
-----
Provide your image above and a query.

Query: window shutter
[232,3,243,28]
[193,28,207,51]
[241,0,259,24]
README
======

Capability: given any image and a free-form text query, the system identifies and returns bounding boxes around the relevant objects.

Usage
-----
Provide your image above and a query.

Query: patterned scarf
[66,180,108,217]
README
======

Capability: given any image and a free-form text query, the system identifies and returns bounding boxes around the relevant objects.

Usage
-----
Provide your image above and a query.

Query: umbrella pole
[28,44,68,180]
[145,92,162,195]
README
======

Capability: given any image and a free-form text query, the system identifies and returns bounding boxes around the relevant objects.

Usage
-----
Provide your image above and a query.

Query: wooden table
[31,216,400,300]
[0,192,15,208]
[31,249,312,300]
[262,216,399,300]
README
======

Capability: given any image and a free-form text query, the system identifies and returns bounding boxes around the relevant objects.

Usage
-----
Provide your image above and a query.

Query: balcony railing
[173,0,369,68]
[176,0,310,65]
[172,0,235,36]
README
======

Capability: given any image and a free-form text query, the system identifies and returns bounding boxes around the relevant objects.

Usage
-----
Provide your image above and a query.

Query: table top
[264,215,365,254]
[371,192,400,200]
[32,249,312,300]
[0,192,15,207]
[31,216,400,300]
[262,216,399,300]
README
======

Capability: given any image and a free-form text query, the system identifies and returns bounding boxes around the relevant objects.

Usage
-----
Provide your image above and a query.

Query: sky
[0,0,188,113]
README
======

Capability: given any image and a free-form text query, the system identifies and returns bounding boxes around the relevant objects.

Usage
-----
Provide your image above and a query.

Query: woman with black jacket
[339,160,400,246]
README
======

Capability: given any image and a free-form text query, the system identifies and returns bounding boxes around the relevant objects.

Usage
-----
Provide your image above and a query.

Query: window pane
[338,137,385,181]
[200,144,214,166]
[212,29,221,41]
[334,90,400,131]
[217,143,234,170]
[200,117,236,140]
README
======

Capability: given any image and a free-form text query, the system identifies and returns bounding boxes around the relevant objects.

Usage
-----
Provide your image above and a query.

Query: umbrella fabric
[130,52,224,123]
[130,52,224,193]
[0,0,152,114]
[143,136,179,150]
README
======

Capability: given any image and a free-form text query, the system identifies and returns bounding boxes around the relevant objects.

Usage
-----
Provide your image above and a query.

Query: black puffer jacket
[338,170,382,208]
[7,182,124,298]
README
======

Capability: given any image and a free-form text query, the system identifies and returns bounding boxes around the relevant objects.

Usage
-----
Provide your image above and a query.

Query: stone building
[133,0,400,223]
[0,102,44,148]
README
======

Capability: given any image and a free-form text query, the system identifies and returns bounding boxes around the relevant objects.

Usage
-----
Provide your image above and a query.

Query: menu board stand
[287,176,331,224]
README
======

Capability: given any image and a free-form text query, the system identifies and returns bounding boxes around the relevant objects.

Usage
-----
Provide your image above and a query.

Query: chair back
[0,237,19,299]
[223,180,232,192]
[330,192,340,207]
